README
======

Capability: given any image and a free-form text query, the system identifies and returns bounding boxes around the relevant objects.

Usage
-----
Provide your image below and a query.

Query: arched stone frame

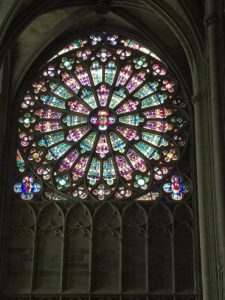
[0,0,224,299]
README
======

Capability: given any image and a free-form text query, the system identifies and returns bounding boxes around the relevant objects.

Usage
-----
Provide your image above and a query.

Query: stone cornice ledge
[204,12,221,27]
[191,93,205,104]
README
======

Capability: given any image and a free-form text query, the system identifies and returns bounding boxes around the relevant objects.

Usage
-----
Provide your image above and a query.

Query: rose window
[15,32,191,201]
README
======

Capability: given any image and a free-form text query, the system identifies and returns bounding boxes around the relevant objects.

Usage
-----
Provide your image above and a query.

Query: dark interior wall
[0,1,225,300]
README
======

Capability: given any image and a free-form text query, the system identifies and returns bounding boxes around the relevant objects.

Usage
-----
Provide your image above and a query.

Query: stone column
[199,0,225,298]
[0,53,11,288]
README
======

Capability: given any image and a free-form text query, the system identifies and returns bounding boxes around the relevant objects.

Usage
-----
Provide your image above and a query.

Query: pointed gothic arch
[0,1,225,300]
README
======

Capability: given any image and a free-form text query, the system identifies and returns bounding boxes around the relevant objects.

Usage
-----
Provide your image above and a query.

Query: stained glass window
[14,32,191,201]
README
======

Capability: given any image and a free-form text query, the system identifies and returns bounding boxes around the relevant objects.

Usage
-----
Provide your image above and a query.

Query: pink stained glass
[126,71,146,93]
[96,134,110,158]
[126,149,147,172]
[58,149,79,172]
[116,99,138,114]
[74,64,91,86]
[35,109,62,120]
[67,127,90,142]
[144,120,173,133]
[68,100,90,115]
[144,107,174,119]
[115,156,132,180]
[35,121,62,133]
[71,157,89,181]
[116,65,132,86]
[97,84,110,106]
[116,126,139,141]
[61,72,81,94]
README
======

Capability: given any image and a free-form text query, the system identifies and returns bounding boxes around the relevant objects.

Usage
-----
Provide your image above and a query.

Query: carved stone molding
[191,94,204,104]
[95,0,110,14]
[204,12,221,27]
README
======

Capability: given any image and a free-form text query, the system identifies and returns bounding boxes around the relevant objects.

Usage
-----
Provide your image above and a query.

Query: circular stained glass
[16,32,190,201]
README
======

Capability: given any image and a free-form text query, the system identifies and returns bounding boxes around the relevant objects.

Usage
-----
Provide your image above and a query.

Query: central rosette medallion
[90,109,116,131]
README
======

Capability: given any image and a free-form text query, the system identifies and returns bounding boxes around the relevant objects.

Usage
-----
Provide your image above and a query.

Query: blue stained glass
[62,115,87,126]
[90,61,103,85]
[141,93,167,108]
[80,132,97,153]
[135,141,160,160]
[109,132,126,153]
[38,132,65,147]
[14,175,41,200]
[49,82,73,99]
[40,95,66,109]
[81,88,97,108]
[105,61,117,85]
[46,143,71,160]
[119,114,143,126]
[134,82,158,99]
[142,132,169,147]
[109,88,126,109]
[87,157,101,185]
[103,158,116,185]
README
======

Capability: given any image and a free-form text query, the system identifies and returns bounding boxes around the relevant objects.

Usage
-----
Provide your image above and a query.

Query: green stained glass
[38,132,65,147]
[49,82,73,99]
[134,82,158,99]
[142,132,169,147]
[109,88,126,108]
[80,132,97,153]
[87,157,101,185]
[46,142,71,160]
[105,61,117,85]
[81,88,97,108]
[135,141,160,160]
[16,149,25,172]
[103,158,116,185]
[109,132,126,153]
[62,115,87,126]
[90,61,103,85]
[40,95,66,109]
[119,114,143,126]
[141,93,167,108]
